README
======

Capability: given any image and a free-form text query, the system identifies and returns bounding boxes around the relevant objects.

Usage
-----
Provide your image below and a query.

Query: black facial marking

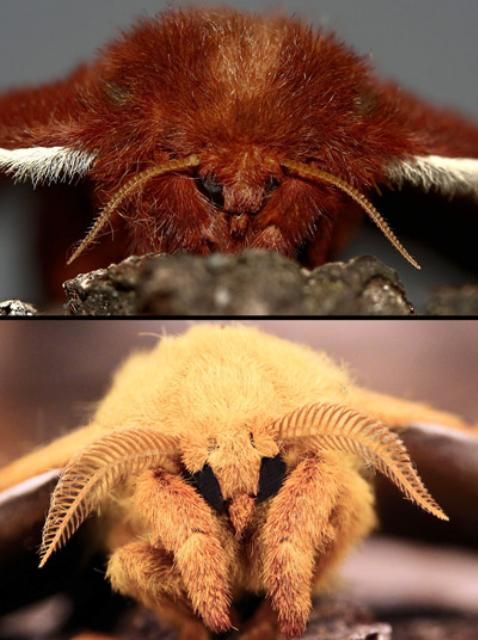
[182,464,226,513]
[257,455,287,503]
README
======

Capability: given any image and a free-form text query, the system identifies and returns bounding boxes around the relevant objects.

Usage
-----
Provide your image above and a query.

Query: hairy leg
[259,452,374,638]
[131,470,234,633]
[107,540,210,640]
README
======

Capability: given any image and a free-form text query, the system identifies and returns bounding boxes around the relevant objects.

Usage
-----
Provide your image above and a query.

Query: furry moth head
[1,8,477,272]
[33,326,453,568]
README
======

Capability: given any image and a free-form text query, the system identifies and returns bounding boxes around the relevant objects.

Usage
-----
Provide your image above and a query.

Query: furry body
[0,326,471,638]
[1,8,478,291]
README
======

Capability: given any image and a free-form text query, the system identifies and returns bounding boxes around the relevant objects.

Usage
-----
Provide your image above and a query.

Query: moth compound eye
[256,455,287,503]
[182,464,226,513]
[265,176,281,194]
[197,175,225,208]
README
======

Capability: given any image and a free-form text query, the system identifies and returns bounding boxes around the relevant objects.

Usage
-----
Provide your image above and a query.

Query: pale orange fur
[0,325,472,639]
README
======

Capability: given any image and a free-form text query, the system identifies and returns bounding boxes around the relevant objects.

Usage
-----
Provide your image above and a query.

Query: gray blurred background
[1,0,477,305]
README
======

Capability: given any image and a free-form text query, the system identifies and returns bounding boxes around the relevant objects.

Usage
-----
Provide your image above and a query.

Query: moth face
[188,148,323,256]
[181,428,284,536]
[68,18,388,260]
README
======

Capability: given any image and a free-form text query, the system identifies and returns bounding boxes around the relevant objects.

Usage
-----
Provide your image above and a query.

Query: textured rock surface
[0,300,37,316]
[120,598,390,640]
[426,285,478,315]
[63,255,152,316]
[2,592,478,639]
[63,251,413,316]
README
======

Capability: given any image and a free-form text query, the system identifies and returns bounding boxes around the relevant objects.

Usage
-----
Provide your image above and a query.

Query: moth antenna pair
[68,155,419,270]
[40,402,446,569]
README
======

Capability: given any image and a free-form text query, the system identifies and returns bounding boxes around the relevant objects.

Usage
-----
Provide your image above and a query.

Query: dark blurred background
[0,1,477,307]
[1,319,477,465]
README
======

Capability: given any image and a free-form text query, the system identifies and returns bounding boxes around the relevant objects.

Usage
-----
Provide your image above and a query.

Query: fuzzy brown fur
[0,326,473,639]
[1,8,478,292]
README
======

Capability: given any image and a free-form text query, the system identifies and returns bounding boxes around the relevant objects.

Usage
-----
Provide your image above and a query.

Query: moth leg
[107,541,210,640]
[132,470,233,633]
[260,452,374,639]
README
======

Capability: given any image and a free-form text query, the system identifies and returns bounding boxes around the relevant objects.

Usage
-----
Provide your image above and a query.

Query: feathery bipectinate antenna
[67,154,201,265]
[268,402,447,521]
[39,429,179,568]
[281,159,421,270]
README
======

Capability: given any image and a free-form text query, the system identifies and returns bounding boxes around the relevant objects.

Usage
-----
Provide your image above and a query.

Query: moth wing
[380,86,478,198]
[0,67,96,186]
[0,426,106,615]
[375,421,478,548]
[386,155,478,200]
[0,424,100,491]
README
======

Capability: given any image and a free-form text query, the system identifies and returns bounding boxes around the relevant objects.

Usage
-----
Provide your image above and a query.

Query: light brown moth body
[0,326,472,639]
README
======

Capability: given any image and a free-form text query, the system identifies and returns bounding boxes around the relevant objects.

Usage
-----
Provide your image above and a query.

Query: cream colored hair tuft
[388,155,478,198]
[0,146,95,187]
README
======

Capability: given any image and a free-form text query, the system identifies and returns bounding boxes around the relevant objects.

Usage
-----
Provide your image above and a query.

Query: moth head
[180,425,281,538]
[39,393,448,566]
[3,9,477,270]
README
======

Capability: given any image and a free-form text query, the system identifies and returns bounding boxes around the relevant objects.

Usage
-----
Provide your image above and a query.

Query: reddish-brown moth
[0,325,477,639]
[1,8,478,293]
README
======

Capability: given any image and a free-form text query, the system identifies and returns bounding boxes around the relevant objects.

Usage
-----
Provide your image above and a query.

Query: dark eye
[182,464,226,513]
[197,175,225,208]
[265,176,281,194]
[256,455,287,503]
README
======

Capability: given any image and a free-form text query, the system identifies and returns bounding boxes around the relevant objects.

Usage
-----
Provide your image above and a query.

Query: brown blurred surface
[0,320,477,464]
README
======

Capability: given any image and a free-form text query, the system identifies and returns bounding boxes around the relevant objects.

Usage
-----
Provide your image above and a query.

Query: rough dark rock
[3,593,478,639]
[304,257,413,316]
[426,285,478,315]
[63,251,413,316]
[0,300,37,316]
[305,598,391,640]
[63,255,153,316]
[120,598,390,640]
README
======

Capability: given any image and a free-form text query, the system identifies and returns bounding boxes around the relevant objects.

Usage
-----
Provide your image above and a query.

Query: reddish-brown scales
[1,8,478,282]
